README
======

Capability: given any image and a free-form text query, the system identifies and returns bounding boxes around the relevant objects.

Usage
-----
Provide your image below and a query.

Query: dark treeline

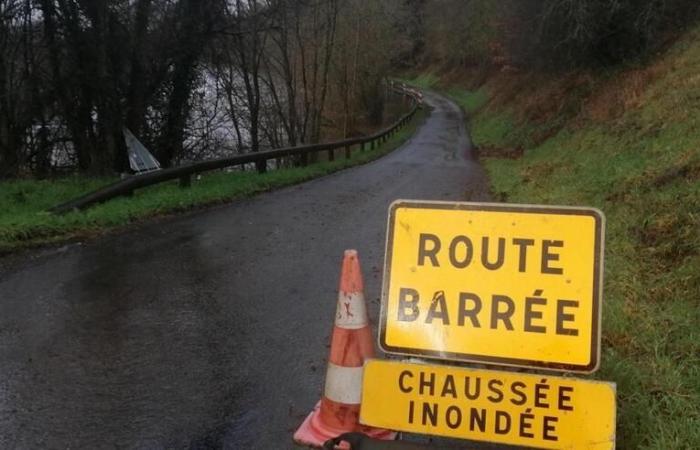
[1,0,225,177]
[4,0,698,179]
[394,0,700,69]
[0,0,400,178]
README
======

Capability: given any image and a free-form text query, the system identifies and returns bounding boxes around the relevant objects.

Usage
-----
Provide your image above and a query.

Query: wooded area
[0,0,401,178]
[2,0,699,179]
[398,0,700,69]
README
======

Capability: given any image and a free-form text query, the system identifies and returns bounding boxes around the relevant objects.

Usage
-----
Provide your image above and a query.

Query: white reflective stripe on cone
[334,292,368,329]
[324,363,363,404]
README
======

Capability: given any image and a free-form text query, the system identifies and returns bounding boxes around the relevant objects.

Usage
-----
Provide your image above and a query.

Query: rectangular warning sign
[380,200,604,372]
[360,359,616,449]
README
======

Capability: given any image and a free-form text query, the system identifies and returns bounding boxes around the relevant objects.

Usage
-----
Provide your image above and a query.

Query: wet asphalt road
[0,91,491,449]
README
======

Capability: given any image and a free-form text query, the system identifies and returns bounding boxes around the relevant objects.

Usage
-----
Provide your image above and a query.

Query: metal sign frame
[379,200,605,373]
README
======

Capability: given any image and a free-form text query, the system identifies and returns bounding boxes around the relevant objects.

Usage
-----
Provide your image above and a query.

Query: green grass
[445,87,488,114]
[484,132,699,450]
[445,31,700,449]
[409,72,440,89]
[398,72,440,90]
[446,90,546,150]
[0,109,425,253]
[403,76,532,149]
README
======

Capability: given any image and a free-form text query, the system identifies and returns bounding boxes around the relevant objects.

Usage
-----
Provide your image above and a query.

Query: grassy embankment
[409,27,699,449]
[0,109,425,254]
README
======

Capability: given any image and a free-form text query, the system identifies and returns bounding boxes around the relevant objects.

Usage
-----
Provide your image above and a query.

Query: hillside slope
[411,26,700,449]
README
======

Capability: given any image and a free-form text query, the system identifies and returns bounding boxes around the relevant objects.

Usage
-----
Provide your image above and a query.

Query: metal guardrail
[49,84,422,214]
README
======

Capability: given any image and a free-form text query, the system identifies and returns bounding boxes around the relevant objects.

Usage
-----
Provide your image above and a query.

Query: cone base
[293,401,397,448]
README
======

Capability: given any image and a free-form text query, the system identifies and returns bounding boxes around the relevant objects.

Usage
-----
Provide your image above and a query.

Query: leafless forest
[1,0,696,178]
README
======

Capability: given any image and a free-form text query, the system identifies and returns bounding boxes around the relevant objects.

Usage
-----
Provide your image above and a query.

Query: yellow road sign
[380,201,604,372]
[361,359,616,449]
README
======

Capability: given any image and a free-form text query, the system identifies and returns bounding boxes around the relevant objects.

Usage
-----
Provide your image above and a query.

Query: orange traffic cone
[293,250,396,448]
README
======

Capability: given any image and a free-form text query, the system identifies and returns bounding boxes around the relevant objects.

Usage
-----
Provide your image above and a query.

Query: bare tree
[0,0,36,177]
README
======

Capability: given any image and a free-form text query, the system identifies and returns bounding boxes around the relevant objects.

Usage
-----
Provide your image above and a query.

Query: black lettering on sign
[510,381,527,406]
[487,379,504,403]
[422,402,438,426]
[426,291,450,325]
[481,237,506,270]
[495,410,511,434]
[558,386,574,411]
[415,233,571,274]
[464,376,481,400]
[491,295,515,330]
[419,371,435,396]
[441,375,457,398]
[518,408,535,439]
[458,292,481,327]
[524,290,547,333]
[469,407,487,432]
[408,400,415,424]
[543,416,559,441]
[398,288,419,322]
[556,300,579,336]
[535,379,550,408]
[449,236,473,268]
[399,370,413,393]
[446,406,462,429]
[541,240,564,275]
[512,238,535,272]
[418,234,441,267]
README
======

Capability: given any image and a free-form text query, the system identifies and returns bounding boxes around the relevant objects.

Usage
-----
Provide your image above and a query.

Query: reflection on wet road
[0,91,490,449]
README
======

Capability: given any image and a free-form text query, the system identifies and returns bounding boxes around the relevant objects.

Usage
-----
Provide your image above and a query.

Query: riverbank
[0,108,426,255]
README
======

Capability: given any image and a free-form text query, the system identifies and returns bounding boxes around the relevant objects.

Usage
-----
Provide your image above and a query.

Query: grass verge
[407,28,700,450]
[0,108,426,254]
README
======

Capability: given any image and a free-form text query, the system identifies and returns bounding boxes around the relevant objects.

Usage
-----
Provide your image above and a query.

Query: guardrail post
[47,86,422,214]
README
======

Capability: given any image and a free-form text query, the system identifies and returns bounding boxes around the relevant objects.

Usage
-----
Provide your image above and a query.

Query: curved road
[0,91,490,449]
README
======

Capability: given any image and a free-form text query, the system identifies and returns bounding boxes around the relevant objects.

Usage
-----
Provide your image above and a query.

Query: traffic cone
[294,250,396,448]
